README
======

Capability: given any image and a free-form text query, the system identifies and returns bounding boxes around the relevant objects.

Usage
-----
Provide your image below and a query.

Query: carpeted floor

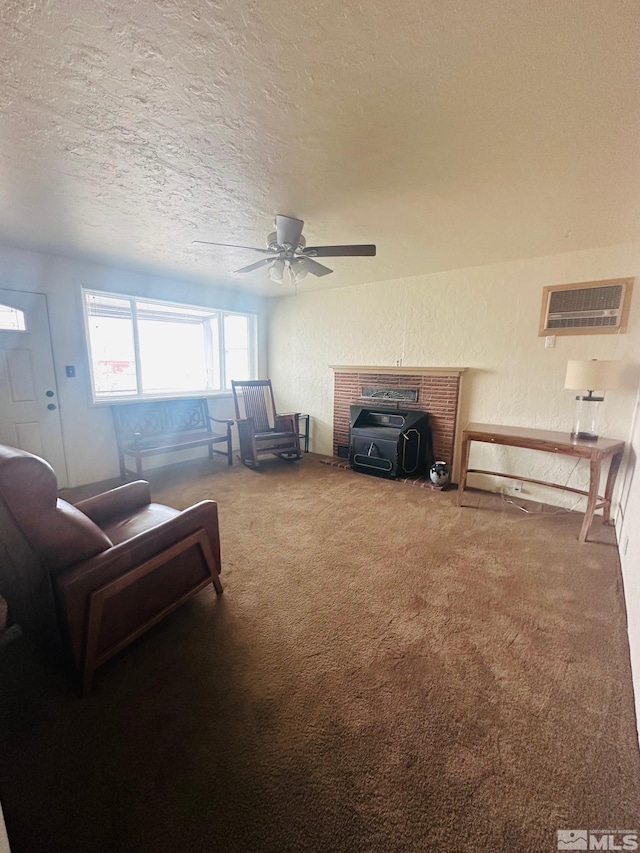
[0,454,638,852]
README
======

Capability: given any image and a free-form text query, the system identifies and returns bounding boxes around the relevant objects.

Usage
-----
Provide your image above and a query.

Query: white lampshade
[564,360,623,392]
[291,258,309,282]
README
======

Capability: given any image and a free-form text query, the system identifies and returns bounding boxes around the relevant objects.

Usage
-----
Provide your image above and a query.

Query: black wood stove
[349,405,434,479]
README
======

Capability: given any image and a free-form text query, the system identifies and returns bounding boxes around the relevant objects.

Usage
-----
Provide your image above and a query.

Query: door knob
[47,403,57,410]
[46,390,55,397]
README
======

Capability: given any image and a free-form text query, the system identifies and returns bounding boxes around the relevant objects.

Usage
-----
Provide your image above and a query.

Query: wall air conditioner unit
[539,278,634,336]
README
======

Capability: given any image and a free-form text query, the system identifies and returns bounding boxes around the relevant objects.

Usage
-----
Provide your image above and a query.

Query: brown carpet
[0,454,638,852]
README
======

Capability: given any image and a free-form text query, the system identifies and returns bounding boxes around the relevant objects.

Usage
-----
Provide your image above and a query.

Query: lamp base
[571,430,599,441]
[571,394,603,442]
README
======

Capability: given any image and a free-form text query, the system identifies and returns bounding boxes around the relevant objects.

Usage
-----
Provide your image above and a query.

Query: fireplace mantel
[331,365,467,376]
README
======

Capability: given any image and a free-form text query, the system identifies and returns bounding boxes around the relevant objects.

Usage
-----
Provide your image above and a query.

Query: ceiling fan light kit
[194,214,376,287]
[268,258,286,283]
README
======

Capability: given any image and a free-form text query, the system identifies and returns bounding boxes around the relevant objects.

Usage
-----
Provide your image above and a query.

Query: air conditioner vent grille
[548,285,622,314]
[539,278,633,336]
[546,314,618,329]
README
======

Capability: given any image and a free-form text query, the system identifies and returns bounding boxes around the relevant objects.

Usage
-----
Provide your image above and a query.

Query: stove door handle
[401,429,421,474]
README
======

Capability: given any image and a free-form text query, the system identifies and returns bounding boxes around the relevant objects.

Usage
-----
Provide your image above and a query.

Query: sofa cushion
[101,503,180,546]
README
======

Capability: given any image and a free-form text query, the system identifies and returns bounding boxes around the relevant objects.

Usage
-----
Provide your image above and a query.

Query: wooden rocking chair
[231,379,302,468]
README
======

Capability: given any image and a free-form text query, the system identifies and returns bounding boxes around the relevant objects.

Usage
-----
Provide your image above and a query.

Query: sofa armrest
[74,481,152,525]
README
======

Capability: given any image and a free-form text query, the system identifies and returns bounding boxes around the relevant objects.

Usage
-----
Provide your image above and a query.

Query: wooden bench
[112,398,233,479]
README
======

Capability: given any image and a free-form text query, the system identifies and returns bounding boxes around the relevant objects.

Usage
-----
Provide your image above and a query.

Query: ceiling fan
[193,215,376,285]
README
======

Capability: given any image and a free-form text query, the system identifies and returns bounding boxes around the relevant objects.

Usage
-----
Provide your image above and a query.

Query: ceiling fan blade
[275,215,304,249]
[295,257,333,277]
[303,244,376,258]
[235,258,275,274]
[193,240,272,254]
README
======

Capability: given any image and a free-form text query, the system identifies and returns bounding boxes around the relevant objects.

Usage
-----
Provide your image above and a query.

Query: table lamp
[564,359,623,440]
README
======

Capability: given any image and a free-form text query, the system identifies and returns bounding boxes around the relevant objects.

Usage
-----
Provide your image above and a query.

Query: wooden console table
[457,423,625,543]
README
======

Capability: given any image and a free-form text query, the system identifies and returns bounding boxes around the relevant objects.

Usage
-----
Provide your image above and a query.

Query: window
[83,289,257,402]
[0,303,27,332]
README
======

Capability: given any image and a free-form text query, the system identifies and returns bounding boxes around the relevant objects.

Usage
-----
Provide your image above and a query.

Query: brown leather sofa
[0,443,222,692]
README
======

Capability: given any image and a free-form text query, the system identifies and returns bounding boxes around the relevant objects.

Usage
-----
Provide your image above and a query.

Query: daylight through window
[82,289,256,402]
[0,303,27,332]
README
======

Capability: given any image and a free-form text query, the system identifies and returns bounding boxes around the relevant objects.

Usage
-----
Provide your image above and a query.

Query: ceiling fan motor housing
[267,231,306,253]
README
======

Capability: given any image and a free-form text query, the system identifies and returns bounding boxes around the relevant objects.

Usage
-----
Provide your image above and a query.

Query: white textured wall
[618,387,640,739]
[0,245,267,487]
[269,242,640,501]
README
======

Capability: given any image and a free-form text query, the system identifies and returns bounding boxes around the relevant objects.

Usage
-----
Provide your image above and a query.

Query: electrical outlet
[512,480,523,493]
[545,335,556,348]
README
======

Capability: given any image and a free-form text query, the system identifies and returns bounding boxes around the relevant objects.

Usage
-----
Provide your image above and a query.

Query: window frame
[82,288,257,404]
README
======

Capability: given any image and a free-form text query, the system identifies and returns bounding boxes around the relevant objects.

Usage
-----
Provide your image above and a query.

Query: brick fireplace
[332,366,465,468]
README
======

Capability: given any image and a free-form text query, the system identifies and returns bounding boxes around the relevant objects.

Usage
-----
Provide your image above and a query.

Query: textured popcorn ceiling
[1,0,640,295]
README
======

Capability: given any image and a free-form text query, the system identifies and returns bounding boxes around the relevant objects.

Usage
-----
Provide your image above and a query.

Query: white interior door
[0,288,68,487]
